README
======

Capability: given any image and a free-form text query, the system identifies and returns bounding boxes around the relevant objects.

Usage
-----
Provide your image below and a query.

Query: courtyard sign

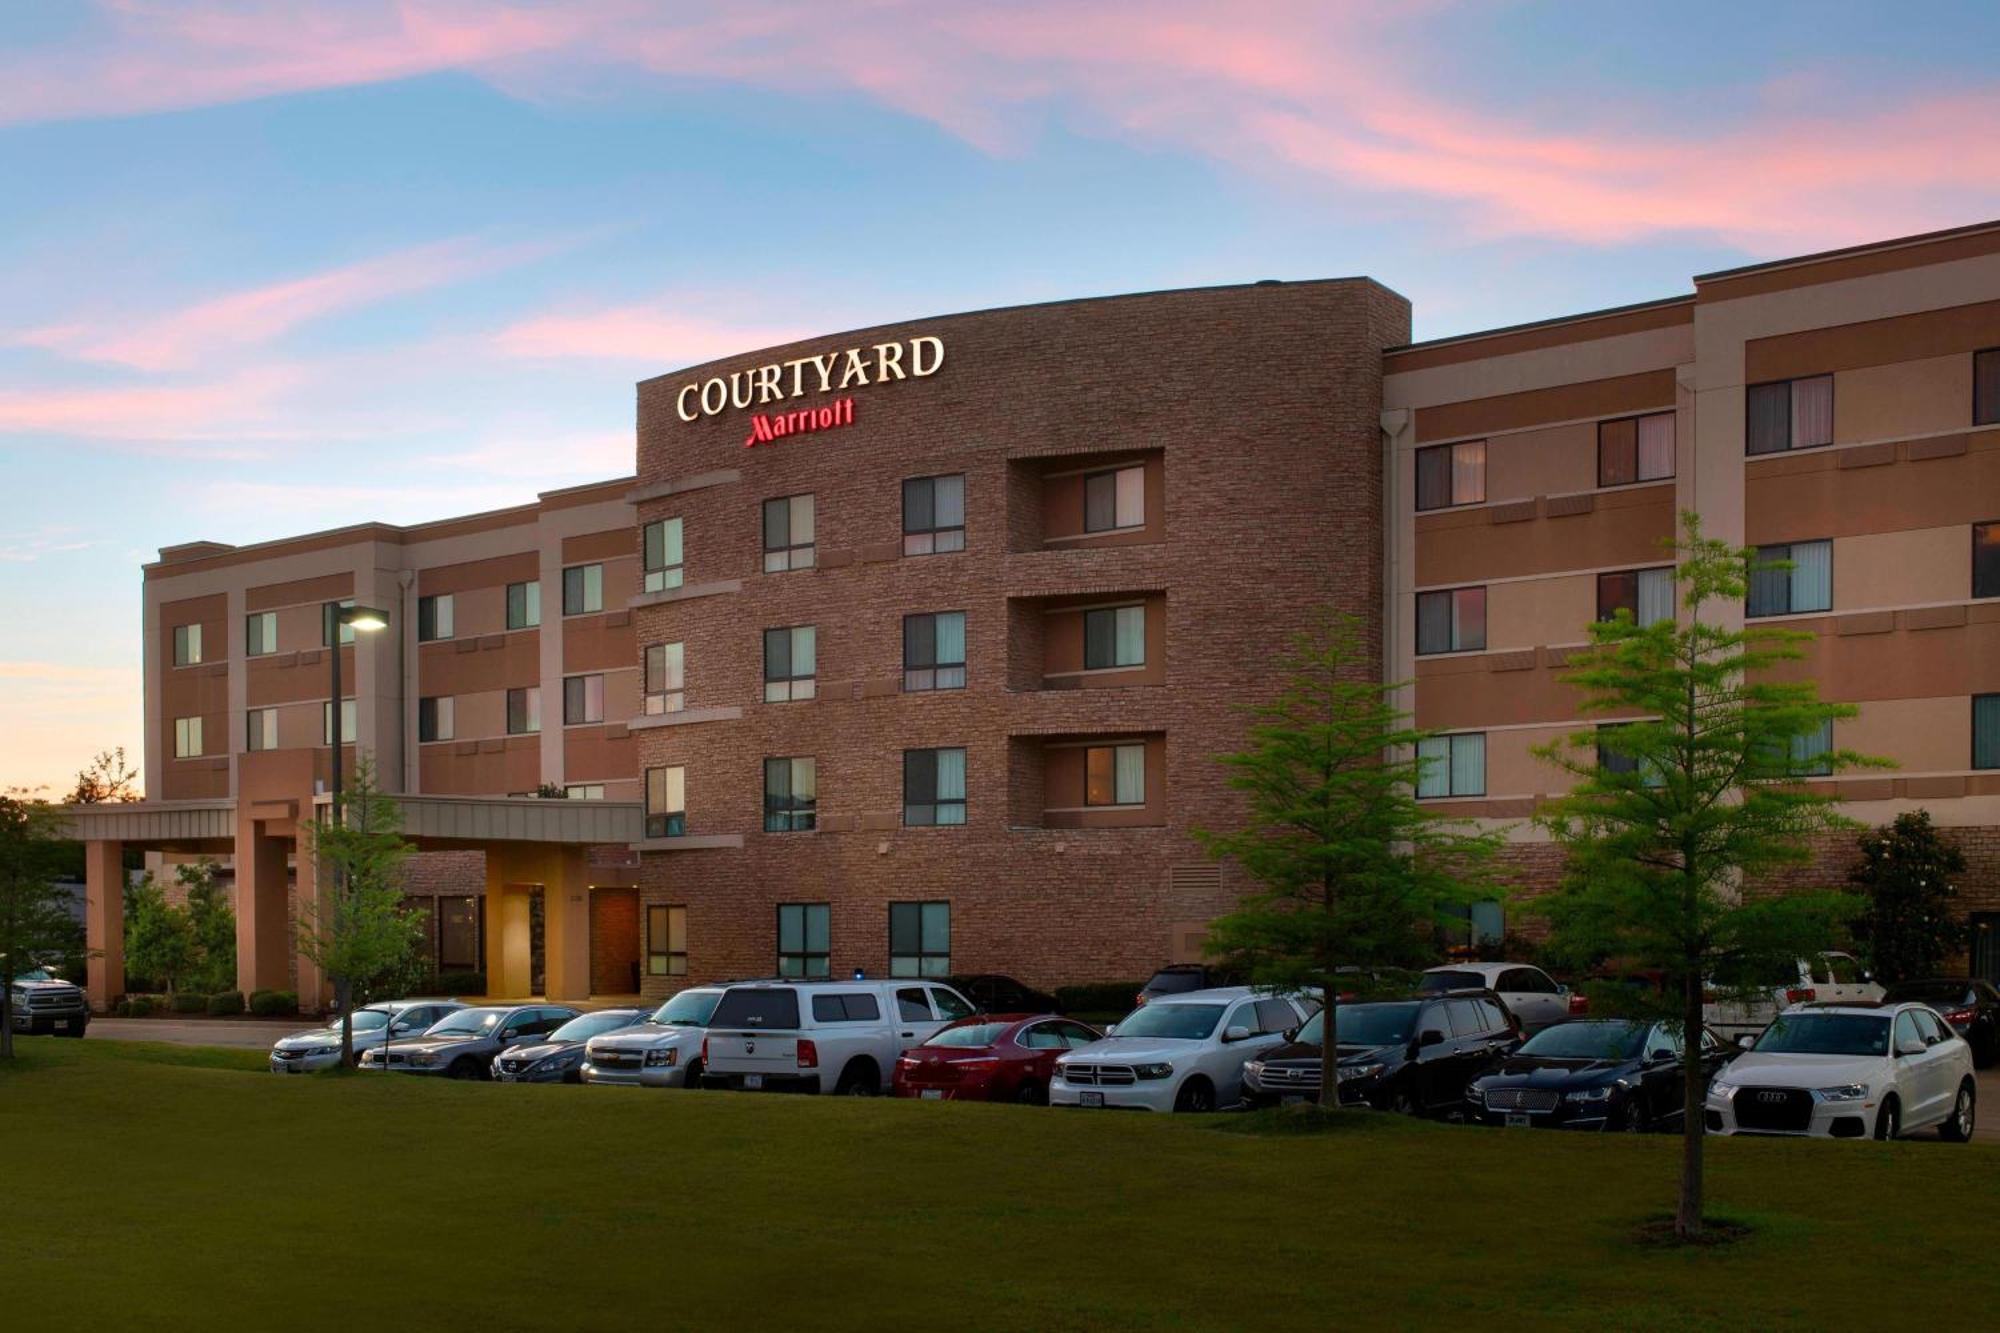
[674,334,945,424]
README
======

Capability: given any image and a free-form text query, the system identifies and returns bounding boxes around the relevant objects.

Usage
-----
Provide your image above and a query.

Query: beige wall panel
[1834,526,1971,609]
[1486,574,1596,652]
[1771,616,2000,702]
[1841,695,1975,774]
[1833,354,1973,444]
[1415,486,1675,586]
[451,689,508,741]
[447,585,508,639]
[1486,422,1597,504]
[1745,433,2000,544]
[1484,724,1580,799]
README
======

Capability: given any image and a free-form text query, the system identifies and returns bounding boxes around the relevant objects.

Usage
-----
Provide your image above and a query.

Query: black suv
[1241,990,1519,1115]
[1135,964,1242,1007]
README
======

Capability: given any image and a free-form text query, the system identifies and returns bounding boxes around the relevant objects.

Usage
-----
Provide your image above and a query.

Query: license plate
[1506,1113,1531,1128]
[495,1072,516,1083]
[920,1089,944,1101]
[1281,1094,1306,1107]
[1080,1091,1105,1108]
[52,1020,69,1031]
[744,1073,764,1090]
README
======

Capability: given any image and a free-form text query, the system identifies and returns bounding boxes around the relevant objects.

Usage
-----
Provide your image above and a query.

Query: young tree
[297,757,423,1066]
[1197,612,1500,1108]
[180,861,237,995]
[1850,810,1967,984]
[67,748,141,804]
[0,795,81,1060]
[1534,513,1883,1241]
[124,874,198,995]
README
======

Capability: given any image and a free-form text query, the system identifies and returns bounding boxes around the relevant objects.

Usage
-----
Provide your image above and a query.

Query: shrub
[113,999,133,1017]
[169,992,209,1014]
[205,990,245,1017]
[124,996,155,1017]
[1054,982,1145,1016]
[435,970,486,996]
[249,990,298,1017]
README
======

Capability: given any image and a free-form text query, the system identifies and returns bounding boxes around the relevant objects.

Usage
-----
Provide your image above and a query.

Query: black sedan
[491,1008,650,1084]
[1466,1018,1730,1132]
[1883,978,2000,1067]
[950,973,1062,1015]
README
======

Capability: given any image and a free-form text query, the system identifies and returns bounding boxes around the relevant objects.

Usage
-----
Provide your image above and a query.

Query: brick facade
[590,887,640,994]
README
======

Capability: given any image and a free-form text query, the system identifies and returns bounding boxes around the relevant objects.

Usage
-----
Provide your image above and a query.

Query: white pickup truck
[1705,950,1883,1043]
[700,979,977,1095]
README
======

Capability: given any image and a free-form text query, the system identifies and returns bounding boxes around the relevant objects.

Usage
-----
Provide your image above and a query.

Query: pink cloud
[491,304,814,368]
[0,367,298,449]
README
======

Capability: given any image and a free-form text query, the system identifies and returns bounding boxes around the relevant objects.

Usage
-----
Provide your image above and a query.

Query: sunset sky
[4,1,1999,795]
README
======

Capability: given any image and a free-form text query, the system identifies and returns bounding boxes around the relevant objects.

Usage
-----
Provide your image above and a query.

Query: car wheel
[680,1059,703,1089]
[1014,1080,1046,1106]
[1873,1096,1900,1141]
[1386,1088,1417,1117]
[1617,1099,1649,1133]
[834,1060,880,1096]
[1940,1079,1977,1143]
[1173,1078,1216,1114]
[448,1056,482,1081]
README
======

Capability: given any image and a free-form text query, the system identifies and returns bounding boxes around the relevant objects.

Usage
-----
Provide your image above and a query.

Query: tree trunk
[1676,959,1705,1240]
[1,979,14,1061]
[1320,980,1339,1107]
[336,977,354,1067]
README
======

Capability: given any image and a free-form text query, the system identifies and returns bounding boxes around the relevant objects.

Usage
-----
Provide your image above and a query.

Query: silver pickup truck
[8,969,90,1037]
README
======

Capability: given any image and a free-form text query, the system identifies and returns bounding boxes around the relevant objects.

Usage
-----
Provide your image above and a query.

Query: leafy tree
[1534,513,1884,1240]
[124,875,198,995]
[0,795,83,1060]
[1197,612,1500,1108]
[180,861,237,995]
[297,757,424,1065]
[1850,811,1967,984]
[67,748,141,804]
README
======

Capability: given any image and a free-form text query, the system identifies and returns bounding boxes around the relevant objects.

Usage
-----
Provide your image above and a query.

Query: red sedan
[893,1014,1102,1104]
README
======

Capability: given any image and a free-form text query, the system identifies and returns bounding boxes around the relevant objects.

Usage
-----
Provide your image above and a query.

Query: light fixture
[340,605,391,633]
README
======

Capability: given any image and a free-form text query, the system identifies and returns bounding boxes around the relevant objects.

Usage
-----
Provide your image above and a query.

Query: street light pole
[325,603,389,1062]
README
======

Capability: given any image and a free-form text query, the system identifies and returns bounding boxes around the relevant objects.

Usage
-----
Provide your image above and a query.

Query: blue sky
[4,1,1999,793]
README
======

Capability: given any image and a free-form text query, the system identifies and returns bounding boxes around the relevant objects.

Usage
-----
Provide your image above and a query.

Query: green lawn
[5,1039,1998,1331]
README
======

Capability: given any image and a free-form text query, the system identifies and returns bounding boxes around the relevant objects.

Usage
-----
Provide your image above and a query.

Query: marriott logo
[744,396,855,449]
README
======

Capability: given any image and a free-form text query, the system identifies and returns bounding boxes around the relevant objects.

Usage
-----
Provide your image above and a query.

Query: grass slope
[4,1038,1997,1331]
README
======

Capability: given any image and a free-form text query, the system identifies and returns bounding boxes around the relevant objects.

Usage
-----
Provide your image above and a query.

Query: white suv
[1705,951,1883,1042]
[580,987,724,1088]
[1706,1002,1976,1141]
[1049,987,1314,1113]
[701,979,977,1095]
[1420,963,1574,1034]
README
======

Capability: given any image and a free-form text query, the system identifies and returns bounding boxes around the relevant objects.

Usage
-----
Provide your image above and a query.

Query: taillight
[1568,993,1590,1015]
[797,1038,818,1069]
[1945,1008,1977,1026]
[700,1037,709,1065]
[1784,987,1816,1005]
[1134,993,1149,1007]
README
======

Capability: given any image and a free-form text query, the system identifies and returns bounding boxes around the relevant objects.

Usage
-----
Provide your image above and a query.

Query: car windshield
[1519,1022,1647,1060]
[1296,1002,1421,1047]
[1419,971,1483,994]
[345,1009,391,1033]
[649,991,721,1027]
[1754,1013,1891,1056]
[422,1009,505,1037]
[549,1011,640,1043]
[1885,981,1974,1006]
[925,1022,1012,1049]
[1115,1002,1226,1040]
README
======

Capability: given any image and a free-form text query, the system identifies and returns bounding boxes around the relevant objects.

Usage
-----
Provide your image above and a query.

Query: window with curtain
[776,903,831,978]
[644,517,684,593]
[1977,349,2000,427]
[417,594,453,642]
[564,785,604,800]
[904,747,967,826]
[562,564,603,615]
[903,612,966,691]
[1974,695,2000,771]
[174,716,203,758]
[1415,586,1486,654]
[506,580,541,629]
[1596,567,1675,626]
[246,707,278,752]
[644,642,685,714]
[1791,720,1834,777]
[173,623,202,666]
[245,611,277,656]
[1083,604,1146,669]
[1083,465,1145,532]
[763,625,816,701]
[762,494,815,572]
[1440,899,1505,948]
[320,699,357,745]
[902,474,966,555]
[763,756,817,832]
[506,686,540,735]
[562,674,605,725]
[1084,743,1147,806]
[647,905,687,976]
[1416,733,1484,799]
[1746,375,1834,454]
[1597,412,1676,487]
[645,765,686,838]
[322,599,356,646]
[1975,523,1999,600]
[1747,540,1833,617]
[418,696,454,743]
[1414,440,1486,511]
[889,902,951,978]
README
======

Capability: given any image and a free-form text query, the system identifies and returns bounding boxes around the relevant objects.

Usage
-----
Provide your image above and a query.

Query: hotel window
[904,747,967,826]
[644,642,685,714]
[506,580,541,630]
[1442,900,1505,950]
[1083,465,1145,533]
[1597,568,1676,627]
[1746,374,1833,455]
[889,902,951,979]
[172,623,202,667]
[1747,540,1833,618]
[902,474,966,555]
[647,905,687,976]
[245,611,277,657]
[762,494,815,572]
[1084,743,1147,807]
[322,599,356,646]
[1415,587,1486,655]
[416,594,453,642]
[1975,522,2000,599]
[776,903,831,979]
[174,716,203,759]
[763,756,817,832]
[1975,695,2000,770]
[562,564,603,616]
[645,765,686,839]
[246,707,277,753]
[1598,412,1675,487]
[644,517,684,593]
[506,686,541,735]
[321,699,357,745]
[763,625,816,702]
[563,673,605,725]
[1790,720,1834,778]
[1975,348,2000,427]
[903,612,966,692]
[1595,723,1660,786]
[1083,604,1146,669]
[565,784,605,801]
[1416,733,1485,799]
[1414,440,1485,511]
[418,696,454,743]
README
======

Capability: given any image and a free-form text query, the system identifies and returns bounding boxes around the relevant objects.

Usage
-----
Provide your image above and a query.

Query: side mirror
[1896,1038,1925,1057]
[1649,1049,1675,1063]
[1103,1024,1119,1037]
[1222,1025,1252,1043]
[1733,1033,1756,1050]
[1282,1027,1298,1043]
[1418,1029,1445,1047]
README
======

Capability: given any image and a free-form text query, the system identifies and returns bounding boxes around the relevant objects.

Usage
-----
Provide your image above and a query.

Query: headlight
[310,1045,339,1056]
[1709,1079,1737,1099]
[644,1048,678,1068]
[1815,1084,1868,1101]
[1243,1060,1265,1080]
[1337,1062,1385,1083]
[1133,1062,1173,1080]
[410,1052,441,1068]
[1565,1085,1614,1102]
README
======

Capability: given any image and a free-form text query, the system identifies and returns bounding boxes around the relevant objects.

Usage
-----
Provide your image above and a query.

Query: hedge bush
[168,992,209,1014]
[1053,982,1145,1016]
[435,970,486,996]
[205,990,245,1017]
[248,990,298,1017]
[122,996,156,1017]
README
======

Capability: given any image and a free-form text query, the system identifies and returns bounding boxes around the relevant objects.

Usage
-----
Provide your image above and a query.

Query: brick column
[83,839,124,1012]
